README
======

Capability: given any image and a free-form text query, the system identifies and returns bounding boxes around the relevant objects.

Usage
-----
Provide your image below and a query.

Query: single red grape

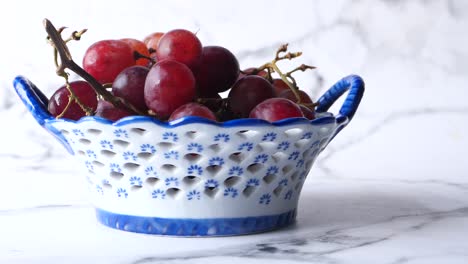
[228,75,275,118]
[197,93,223,113]
[249,98,304,122]
[144,32,164,52]
[168,102,217,121]
[95,100,133,121]
[300,105,315,120]
[48,81,98,120]
[156,29,202,70]
[112,65,149,112]
[83,40,135,84]
[238,67,268,81]
[144,60,196,119]
[121,38,150,66]
[278,89,313,104]
[195,46,239,94]
[272,79,290,95]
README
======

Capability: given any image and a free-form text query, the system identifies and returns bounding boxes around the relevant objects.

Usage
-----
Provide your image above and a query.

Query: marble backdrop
[1,0,467,263]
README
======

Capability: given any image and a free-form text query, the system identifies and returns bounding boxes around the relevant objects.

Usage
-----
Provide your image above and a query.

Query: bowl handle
[316,74,365,140]
[13,76,52,125]
[13,76,74,154]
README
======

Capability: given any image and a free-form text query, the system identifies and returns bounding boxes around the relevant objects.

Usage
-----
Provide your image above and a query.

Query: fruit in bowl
[12,19,364,236]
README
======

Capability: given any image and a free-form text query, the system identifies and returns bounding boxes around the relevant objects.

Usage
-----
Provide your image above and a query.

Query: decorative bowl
[13,74,364,236]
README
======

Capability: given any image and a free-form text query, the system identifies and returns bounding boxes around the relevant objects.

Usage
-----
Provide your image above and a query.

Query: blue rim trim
[95,208,297,236]
[13,75,364,150]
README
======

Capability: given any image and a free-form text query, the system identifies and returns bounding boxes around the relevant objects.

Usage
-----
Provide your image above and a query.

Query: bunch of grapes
[46,21,317,123]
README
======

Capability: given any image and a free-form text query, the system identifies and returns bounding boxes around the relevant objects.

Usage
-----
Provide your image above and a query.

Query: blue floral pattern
[96,185,104,195]
[145,166,157,176]
[246,178,260,187]
[187,142,203,152]
[277,141,290,151]
[117,188,128,198]
[238,142,254,151]
[123,151,137,161]
[113,129,128,138]
[164,150,179,160]
[266,166,279,176]
[187,165,203,176]
[165,177,179,186]
[86,150,97,159]
[214,133,230,142]
[205,179,219,189]
[301,132,313,139]
[229,166,244,176]
[129,176,142,186]
[262,132,277,142]
[140,144,156,154]
[100,140,114,150]
[85,161,94,172]
[259,193,272,204]
[254,154,269,163]
[278,178,289,186]
[152,189,166,199]
[187,190,201,200]
[288,151,300,161]
[209,157,225,166]
[72,129,84,137]
[296,159,305,168]
[224,187,239,198]
[162,132,178,142]
[110,163,121,173]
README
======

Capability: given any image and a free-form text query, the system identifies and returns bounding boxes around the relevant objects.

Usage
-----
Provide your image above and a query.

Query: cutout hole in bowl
[242,186,256,197]
[87,129,102,136]
[184,153,202,163]
[145,177,159,186]
[224,176,241,187]
[183,176,201,186]
[101,149,116,158]
[166,188,181,199]
[113,139,130,148]
[205,165,222,176]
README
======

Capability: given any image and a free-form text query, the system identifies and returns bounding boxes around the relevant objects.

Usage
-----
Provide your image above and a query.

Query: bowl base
[95,208,297,237]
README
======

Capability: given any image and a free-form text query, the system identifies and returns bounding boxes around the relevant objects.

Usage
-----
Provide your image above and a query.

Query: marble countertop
[1,0,468,263]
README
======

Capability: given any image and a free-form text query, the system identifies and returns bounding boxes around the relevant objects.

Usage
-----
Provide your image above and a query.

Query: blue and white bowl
[13,74,364,236]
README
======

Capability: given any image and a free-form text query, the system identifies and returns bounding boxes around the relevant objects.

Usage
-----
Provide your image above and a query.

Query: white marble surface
[1,0,468,263]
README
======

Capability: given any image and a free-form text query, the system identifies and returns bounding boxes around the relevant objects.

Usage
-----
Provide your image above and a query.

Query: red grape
[272,78,290,95]
[249,98,304,122]
[121,38,150,66]
[228,75,275,118]
[197,93,223,113]
[239,67,268,78]
[83,40,135,84]
[95,100,132,121]
[169,102,217,121]
[144,60,196,119]
[144,32,164,52]
[156,29,202,70]
[278,89,313,104]
[48,81,98,120]
[112,66,149,112]
[300,105,315,120]
[195,46,239,95]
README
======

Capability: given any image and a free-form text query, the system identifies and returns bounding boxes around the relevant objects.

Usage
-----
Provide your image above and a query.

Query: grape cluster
[47,26,317,123]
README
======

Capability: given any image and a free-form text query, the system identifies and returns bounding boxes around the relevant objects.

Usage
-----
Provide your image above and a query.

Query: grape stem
[43,18,146,116]
[256,44,317,106]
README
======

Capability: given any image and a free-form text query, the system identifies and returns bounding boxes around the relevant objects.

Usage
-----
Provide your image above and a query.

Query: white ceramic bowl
[13,74,364,236]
